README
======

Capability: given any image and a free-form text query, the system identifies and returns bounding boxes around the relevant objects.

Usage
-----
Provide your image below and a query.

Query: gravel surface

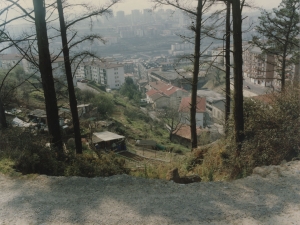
[0,161,300,225]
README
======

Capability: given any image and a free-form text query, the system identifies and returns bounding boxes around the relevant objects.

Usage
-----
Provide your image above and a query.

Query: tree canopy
[252,0,300,89]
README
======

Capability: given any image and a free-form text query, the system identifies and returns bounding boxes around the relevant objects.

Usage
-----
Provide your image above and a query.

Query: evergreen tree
[232,0,244,152]
[252,0,300,90]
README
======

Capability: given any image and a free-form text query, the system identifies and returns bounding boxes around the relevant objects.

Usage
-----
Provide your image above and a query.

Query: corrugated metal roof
[135,140,157,146]
[92,131,125,143]
[28,109,47,118]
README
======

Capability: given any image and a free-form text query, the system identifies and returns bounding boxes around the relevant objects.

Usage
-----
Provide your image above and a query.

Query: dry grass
[192,141,229,181]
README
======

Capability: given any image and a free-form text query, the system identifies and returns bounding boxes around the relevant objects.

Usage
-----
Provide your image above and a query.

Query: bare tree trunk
[281,48,287,90]
[0,98,7,129]
[56,0,82,154]
[232,0,244,151]
[225,1,231,129]
[33,0,63,155]
[191,0,203,149]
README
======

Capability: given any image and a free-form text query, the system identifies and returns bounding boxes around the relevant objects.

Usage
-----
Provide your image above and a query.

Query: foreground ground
[0,160,300,225]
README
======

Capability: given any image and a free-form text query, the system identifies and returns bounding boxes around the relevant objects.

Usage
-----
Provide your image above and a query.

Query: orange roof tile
[252,94,275,104]
[179,96,206,113]
[149,80,187,96]
[146,89,159,97]
[172,124,202,140]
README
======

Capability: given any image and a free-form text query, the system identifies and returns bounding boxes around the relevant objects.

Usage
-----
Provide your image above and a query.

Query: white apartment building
[103,63,125,89]
[72,63,85,80]
[52,57,65,78]
[88,60,125,89]
[0,54,28,71]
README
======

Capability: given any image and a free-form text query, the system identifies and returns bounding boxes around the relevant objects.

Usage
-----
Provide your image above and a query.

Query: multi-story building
[84,62,92,80]
[85,60,125,89]
[122,60,135,73]
[72,63,85,81]
[243,45,275,87]
[273,55,300,88]
[0,54,27,71]
[51,57,65,78]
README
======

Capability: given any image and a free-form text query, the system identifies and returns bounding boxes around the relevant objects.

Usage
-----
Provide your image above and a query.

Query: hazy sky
[113,0,282,14]
[8,0,282,15]
[2,0,282,25]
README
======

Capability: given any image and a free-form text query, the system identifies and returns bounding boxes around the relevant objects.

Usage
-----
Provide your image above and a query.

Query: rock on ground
[0,161,300,225]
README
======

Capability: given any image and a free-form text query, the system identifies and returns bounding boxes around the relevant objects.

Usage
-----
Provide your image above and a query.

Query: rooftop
[146,89,158,97]
[149,80,187,97]
[179,96,206,113]
[0,54,22,61]
[197,89,225,102]
[252,94,275,104]
[172,124,202,140]
[92,131,125,143]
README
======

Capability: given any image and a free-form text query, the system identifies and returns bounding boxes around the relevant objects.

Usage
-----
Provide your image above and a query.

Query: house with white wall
[146,89,169,109]
[148,80,189,109]
[197,89,225,126]
[178,96,206,128]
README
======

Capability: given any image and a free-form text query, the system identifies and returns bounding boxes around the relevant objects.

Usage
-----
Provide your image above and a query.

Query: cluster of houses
[8,104,92,131]
[141,79,225,147]
[6,40,295,148]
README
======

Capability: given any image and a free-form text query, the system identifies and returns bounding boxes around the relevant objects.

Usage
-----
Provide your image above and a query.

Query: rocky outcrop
[166,168,201,184]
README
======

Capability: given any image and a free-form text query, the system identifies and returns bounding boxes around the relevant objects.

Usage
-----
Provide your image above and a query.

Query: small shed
[28,109,47,124]
[28,109,67,126]
[135,140,157,150]
[172,124,202,148]
[92,131,126,151]
[77,104,91,115]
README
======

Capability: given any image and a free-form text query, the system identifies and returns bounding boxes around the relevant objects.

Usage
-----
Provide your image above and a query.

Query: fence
[133,147,171,163]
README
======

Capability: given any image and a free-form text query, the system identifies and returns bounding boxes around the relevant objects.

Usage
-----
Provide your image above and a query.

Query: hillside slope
[0,160,300,224]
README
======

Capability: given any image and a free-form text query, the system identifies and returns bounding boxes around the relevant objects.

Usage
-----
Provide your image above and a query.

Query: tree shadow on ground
[0,161,299,224]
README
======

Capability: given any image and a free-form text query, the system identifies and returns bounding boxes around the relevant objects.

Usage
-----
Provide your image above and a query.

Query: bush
[223,87,300,178]
[119,77,142,103]
[15,146,65,176]
[92,94,114,116]
[0,129,129,177]
[65,152,129,177]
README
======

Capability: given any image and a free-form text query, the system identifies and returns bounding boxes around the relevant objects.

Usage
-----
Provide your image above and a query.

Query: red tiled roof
[179,96,206,113]
[146,89,159,97]
[172,124,202,140]
[149,80,187,96]
[252,94,275,104]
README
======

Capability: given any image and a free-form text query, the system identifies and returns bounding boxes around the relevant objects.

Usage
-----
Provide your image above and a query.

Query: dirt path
[0,161,300,225]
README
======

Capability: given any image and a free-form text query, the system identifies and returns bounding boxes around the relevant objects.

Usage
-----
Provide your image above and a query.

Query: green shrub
[65,152,129,177]
[14,146,65,176]
[1,129,129,178]
[223,87,300,178]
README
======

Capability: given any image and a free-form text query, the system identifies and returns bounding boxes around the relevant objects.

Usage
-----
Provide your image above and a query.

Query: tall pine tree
[252,0,300,90]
